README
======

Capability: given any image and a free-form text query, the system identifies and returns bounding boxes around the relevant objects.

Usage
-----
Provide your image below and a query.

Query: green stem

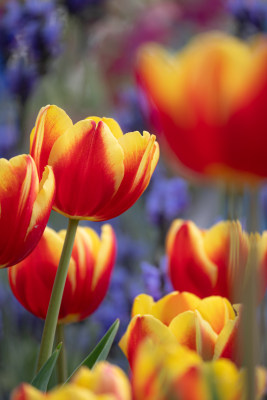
[36,218,79,372]
[242,188,259,400]
[56,324,67,384]
[223,184,243,221]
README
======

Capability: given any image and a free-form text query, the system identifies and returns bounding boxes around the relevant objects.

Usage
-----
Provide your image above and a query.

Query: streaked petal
[86,117,123,139]
[71,363,131,400]
[119,314,176,366]
[94,131,159,220]
[169,310,218,360]
[66,225,116,321]
[49,120,125,219]
[30,105,73,178]
[0,155,54,268]
[196,296,236,334]
[214,319,239,364]
[8,227,76,320]
[151,291,201,326]
[167,220,218,298]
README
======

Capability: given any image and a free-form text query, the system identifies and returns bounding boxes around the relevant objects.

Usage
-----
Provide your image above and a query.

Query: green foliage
[66,319,120,382]
[31,343,62,391]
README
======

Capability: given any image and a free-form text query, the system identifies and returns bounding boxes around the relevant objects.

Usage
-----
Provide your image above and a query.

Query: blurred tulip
[30,105,159,220]
[136,33,267,182]
[120,292,240,367]
[11,362,131,400]
[0,154,55,268]
[167,219,267,302]
[8,224,116,323]
[132,340,266,400]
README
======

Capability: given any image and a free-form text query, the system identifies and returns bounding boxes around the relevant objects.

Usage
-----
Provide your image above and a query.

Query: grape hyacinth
[145,166,190,227]
[228,0,267,36]
[141,256,173,301]
[0,0,63,102]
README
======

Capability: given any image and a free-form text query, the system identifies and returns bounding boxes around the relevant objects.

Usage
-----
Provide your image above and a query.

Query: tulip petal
[94,131,159,220]
[86,117,123,139]
[132,294,155,317]
[49,120,125,219]
[197,296,235,335]
[30,105,73,178]
[153,292,201,326]
[11,383,44,400]
[0,155,54,268]
[119,314,176,366]
[9,227,76,320]
[214,319,239,364]
[23,166,55,259]
[137,34,267,180]
[167,220,218,298]
[65,225,116,321]
[71,363,131,400]
[169,310,218,360]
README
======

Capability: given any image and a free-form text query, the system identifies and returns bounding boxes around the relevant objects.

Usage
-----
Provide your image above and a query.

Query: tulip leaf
[31,343,62,391]
[66,319,120,382]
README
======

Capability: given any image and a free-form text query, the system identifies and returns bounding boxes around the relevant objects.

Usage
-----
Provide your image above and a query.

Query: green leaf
[66,319,120,382]
[31,343,62,391]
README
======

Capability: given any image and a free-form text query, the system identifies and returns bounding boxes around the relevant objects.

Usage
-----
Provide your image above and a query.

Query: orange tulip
[11,362,131,400]
[0,154,55,269]
[132,340,266,400]
[30,105,159,220]
[167,219,267,302]
[136,33,267,182]
[119,292,240,367]
[8,224,116,323]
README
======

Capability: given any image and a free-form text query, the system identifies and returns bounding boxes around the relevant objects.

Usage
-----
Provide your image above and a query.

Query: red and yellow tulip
[30,105,159,220]
[132,340,266,400]
[0,154,55,269]
[119,292,240,367]
[167,219,267,302]
[11,362,131,400]
[11,346,267,400]
[136,33,267,182]
[8,224,116,323]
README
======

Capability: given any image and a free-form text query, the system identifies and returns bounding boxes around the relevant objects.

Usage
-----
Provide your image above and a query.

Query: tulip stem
[224,184,243,220]
[36,218,79,373]
[56,324,67,384]
[242,188,259,400]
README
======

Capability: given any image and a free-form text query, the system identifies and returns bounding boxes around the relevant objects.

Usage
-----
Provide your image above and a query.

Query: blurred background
[1,0,267,398]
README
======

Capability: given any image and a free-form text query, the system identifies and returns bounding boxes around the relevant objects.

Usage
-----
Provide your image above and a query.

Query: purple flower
[0,1,21,61]
[228,0,267,34]
[6,57,38,101]
[141,261,162,300]
[141,256,173,300]
[0,0,63,101]
[146,167,190,226]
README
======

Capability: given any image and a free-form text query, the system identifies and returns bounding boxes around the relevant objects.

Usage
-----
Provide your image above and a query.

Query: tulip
[0,154,55,269]
[119,292,240,367]
[136,33,267,182]
[30,105,159,220]
[132,340,266,400]
[11,362,131,400]
[8,224,116,323]
[166,219,267,302]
